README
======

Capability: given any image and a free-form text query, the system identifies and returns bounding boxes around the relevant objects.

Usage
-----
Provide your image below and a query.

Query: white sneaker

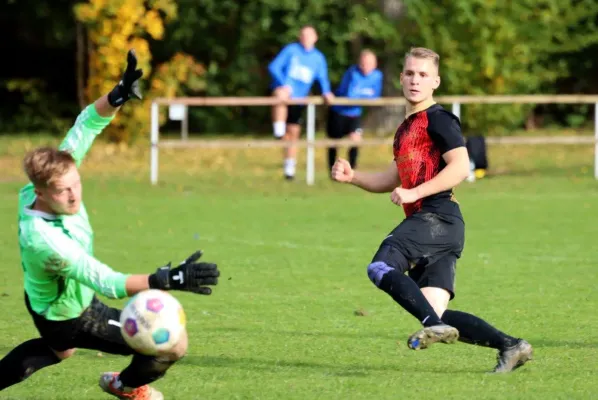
[284,159,296,180]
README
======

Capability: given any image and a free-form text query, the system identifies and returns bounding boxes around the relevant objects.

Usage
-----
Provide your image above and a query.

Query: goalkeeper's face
[38,166,82,215]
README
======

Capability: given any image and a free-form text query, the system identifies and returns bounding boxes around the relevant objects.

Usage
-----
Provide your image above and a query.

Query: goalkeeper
[0,50,220,400]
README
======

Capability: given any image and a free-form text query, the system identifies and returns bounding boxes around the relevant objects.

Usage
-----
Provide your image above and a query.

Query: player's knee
[371,245,410,274]
[52,348,76,360]
[164,329,188,361]
[366,261,394,287]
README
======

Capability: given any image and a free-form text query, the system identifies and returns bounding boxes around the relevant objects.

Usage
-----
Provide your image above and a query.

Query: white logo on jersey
[288,56,314,84]
[357,87,375,96]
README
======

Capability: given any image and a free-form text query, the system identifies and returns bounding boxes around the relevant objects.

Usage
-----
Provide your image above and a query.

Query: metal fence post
[306,103,316,185]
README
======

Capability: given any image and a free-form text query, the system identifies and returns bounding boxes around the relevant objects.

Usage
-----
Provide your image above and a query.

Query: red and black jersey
[393,103,465,218]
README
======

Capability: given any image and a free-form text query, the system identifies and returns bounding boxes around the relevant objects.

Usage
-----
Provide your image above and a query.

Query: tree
[402,0,598,134]
[74,0,206,142]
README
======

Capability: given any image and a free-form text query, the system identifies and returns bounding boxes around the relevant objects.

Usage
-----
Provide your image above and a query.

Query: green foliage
[402,0,598,134]
[153,0,400,133]
[4,0,598,135]
[1,79,74,134]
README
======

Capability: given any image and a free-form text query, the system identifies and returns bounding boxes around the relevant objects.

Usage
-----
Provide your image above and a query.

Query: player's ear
[399,72,404,85]
[432,75,441,90]
[34,186,46,201]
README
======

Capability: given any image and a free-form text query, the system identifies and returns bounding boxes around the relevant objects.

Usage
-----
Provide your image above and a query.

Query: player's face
[299,27,318,50]
[400,56,440,104]
[38,166,82,215]
[359,53,377,75]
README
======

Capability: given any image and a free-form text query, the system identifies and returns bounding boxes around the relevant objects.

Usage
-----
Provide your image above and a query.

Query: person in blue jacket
[326,50,383,172]
[268,25,334,180]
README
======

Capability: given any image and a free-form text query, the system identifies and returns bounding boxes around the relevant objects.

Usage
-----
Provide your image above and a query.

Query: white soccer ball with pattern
[119,289,187,356]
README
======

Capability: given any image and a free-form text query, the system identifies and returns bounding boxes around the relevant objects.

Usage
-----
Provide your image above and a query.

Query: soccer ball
[119,289,187,356]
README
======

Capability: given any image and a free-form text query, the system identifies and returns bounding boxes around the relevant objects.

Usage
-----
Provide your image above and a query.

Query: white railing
[150,95,598,185]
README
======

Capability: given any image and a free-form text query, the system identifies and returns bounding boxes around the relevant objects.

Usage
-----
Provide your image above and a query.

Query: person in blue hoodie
[268,25,334,180]
[326,50,383,172]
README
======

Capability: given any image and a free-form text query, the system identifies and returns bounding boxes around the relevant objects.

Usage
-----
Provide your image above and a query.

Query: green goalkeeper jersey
[18,103,130,321]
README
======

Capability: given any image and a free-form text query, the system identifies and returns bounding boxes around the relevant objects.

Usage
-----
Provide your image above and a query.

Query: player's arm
[268,45,293,89]
[332,159,399,193]
[316,55,333,96]
[31,230,219,298]
[413,112,469,199]
[335,68,352,97]
[373,72,384,98]
[59,50,143,167]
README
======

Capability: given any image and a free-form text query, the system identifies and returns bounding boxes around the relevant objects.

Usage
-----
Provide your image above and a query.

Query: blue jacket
[331,65,383,117]
[268,43,332,98]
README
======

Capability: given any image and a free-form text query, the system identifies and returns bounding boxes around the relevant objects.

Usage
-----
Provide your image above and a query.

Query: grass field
[0,136,597,399]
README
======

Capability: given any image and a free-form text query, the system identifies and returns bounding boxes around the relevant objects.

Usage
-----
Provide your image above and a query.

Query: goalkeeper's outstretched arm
[59,49,144,166]
[28,228,220,298]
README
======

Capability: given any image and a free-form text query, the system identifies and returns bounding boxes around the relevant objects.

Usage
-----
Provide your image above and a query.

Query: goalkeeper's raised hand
[148,250,220,295]
[107,49,144,108]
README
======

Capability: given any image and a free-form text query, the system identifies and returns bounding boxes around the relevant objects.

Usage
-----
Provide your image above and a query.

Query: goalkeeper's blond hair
[23,147,76,188]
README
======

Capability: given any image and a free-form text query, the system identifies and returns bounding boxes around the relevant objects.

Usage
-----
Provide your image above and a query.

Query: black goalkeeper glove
[107,49,143,107]
[148,250,220,295]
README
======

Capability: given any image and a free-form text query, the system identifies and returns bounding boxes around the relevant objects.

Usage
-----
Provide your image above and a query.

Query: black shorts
[287,105,305,125]
[326,110,362,139]
[25,293,134,355]
[376,211,464,299]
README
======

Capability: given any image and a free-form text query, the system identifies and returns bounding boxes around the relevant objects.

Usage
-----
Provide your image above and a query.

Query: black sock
[0,338,61,390]
[119,354,175,388]
[348,147,358,168]
[379,270,443,327]
[328,147,337,172]
[442,310,519,349]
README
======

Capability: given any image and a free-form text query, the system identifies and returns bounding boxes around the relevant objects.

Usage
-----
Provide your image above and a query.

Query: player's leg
[271,87,289,139]
[0,294,79,390]
[103,331,188,398]
[0,339,68,390]
[415,257,533,372]
[326,110,344,172]
[74,297,185,399]
[441,308,532,372]
[282,105,304,180]
[366,215,458,342]
[406,256,457,350]
[347,118,362,169]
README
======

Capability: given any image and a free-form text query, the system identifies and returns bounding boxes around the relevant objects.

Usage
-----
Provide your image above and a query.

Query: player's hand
[149,250,220,295]
[331,158,354,183]
[274,86,292,99]
[323,92,335,105]
[390,187,420,206]
[107,49,144,107]
[349,132,362,142]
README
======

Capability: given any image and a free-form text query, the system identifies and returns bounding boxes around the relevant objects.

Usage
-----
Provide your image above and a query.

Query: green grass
[0,137,597,399]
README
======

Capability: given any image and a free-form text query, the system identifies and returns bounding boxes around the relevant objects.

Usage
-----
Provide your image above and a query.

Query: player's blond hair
[23,147,76,188]
[404,47,440,68]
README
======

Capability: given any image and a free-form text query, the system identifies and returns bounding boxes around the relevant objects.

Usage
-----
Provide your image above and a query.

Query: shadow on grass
[199,326,400,341]
[526,339,598,349]
[0,344,485,377]
[178,354,484,375]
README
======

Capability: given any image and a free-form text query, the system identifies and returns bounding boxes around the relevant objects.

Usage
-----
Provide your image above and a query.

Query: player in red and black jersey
[331,47,532,373]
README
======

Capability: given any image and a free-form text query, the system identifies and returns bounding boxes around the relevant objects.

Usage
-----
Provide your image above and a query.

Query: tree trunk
[363,0,405,136]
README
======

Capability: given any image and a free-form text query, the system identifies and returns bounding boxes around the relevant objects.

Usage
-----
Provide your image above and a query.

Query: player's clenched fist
[390,187,419,206]
[331,158,354,183]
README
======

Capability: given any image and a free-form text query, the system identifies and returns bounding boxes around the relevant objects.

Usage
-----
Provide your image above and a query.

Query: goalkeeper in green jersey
[0,50,220,400]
